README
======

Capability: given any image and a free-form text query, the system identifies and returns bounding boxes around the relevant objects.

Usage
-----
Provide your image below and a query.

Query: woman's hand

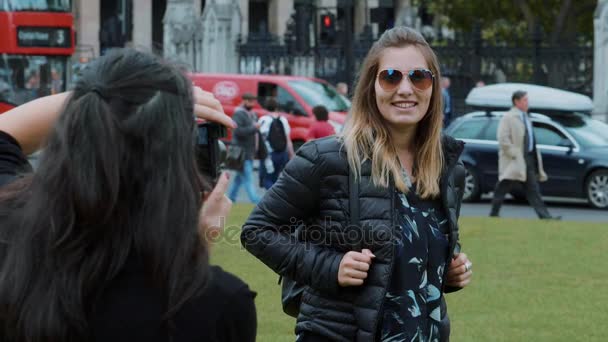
[338,249,375,286]
[199,172,232,243]
[192,86,236,129]
[445,253,473,288]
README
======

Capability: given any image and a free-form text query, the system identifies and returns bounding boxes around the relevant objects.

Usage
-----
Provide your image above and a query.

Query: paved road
[461,199,607,223]
[232,169,607,223]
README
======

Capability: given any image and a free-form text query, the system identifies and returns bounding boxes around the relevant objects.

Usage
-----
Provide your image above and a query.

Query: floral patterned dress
[380,181,450,342]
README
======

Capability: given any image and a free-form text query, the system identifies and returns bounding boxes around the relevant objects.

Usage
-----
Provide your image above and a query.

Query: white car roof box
[465,83,593,113]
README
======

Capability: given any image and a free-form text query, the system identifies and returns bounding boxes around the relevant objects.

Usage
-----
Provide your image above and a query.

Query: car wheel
[463,164,481,202]
[292,140,305,153]
[586,169,608,209]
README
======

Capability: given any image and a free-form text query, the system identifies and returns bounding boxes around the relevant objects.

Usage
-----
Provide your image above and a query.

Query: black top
[381,185,450,341]
[0,130,30,187]
[92,263,257,342]
[0,130,257,341]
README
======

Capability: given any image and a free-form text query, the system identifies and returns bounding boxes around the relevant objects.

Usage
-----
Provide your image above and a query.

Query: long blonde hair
[341,27,444,198]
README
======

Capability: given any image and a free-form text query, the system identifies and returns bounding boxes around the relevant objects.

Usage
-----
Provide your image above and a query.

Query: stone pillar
[198,0,242,72]
[593,0,608,122]
[163,0,197,60]
[74,0,100,56]
[367,0,380,37]
[394,0,419,29]
[239,0,249,38]
[268,0,293,37]
[132,0,152,51]
[353,0,367,35]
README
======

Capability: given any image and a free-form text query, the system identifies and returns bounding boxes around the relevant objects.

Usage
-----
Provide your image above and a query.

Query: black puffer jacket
[241,135,465,341]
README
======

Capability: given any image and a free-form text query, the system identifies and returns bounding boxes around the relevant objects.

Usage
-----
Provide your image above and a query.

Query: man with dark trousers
[227,92,261,204]
[489,90,561,220]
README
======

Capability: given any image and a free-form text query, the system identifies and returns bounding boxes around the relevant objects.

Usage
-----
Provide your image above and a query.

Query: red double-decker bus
[0,0,75,114]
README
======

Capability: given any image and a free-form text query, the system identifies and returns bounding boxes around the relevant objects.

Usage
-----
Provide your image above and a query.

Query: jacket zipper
[440,159,459,292]
[371,180,396,339]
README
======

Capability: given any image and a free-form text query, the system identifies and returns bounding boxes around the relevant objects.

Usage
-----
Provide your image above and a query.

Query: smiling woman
[240,26,472,342]
[374,47,433,137]
[344,29,445,198]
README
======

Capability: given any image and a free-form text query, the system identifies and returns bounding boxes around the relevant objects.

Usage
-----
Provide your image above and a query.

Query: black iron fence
[239,24,593,116]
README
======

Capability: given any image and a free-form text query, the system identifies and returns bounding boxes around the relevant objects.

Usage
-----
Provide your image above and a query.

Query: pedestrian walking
[228,92,261,203]
[0,49,257,342]
[441,76,452,128]
[489,90,561,220]
[241,27,472,342]
[258,97,294,190]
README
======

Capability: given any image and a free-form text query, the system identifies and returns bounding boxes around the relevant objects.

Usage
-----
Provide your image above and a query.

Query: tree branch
[550,0,573,44]
[513,0,536,34]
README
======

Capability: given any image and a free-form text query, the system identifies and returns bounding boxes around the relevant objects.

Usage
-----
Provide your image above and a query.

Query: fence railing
[239,25,593,116]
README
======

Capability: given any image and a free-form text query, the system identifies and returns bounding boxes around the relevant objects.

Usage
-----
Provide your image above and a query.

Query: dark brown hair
[312,105,329,121]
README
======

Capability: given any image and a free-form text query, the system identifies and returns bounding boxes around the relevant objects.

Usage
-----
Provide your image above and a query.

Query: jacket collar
[441,134,465,171]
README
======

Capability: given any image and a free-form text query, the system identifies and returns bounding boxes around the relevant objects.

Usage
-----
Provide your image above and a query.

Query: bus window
[0,0,72,12]
[0,55,67,106]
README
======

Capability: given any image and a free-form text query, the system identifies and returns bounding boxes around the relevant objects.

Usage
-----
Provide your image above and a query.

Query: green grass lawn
[211,204,608,341]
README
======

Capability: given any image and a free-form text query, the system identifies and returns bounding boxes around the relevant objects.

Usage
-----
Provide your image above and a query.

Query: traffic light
[319,13,336,44]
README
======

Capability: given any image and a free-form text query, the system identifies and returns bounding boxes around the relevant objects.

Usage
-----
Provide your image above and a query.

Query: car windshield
[553,114,608,147]
[0,55,67,106]
[0,0,71,11]
[288,80,350,112]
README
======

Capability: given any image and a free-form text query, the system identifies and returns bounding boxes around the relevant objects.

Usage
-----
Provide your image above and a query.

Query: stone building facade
[71,0,429,61]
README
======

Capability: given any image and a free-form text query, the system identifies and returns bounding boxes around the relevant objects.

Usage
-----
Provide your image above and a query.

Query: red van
[189,73,350,150]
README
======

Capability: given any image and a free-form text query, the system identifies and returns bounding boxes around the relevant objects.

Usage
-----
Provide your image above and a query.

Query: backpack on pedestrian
[267,116,287,152]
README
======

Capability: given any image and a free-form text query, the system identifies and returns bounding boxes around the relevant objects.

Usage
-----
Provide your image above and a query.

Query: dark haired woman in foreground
[0,49,256,342]
[242,27,472,341]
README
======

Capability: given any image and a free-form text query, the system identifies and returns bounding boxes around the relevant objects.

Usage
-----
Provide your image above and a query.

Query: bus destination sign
[17,27,71,48]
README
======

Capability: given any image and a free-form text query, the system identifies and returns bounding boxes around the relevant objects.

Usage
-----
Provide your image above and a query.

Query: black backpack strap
[348,165,360,250]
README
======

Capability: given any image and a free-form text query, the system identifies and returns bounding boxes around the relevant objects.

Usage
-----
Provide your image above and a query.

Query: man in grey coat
[489,90,560,219]
[227,92,261,203]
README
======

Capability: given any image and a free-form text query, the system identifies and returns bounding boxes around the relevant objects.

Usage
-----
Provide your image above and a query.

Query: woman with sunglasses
[241,26,472,342]
[0,49,257,342]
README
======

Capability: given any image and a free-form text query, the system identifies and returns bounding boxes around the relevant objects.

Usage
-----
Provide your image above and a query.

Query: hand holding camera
[192,86,235,242]
[193,86,235,129]
[193,86,233,184]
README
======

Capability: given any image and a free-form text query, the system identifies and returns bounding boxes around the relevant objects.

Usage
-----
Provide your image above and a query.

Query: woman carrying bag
[241,27,472,342]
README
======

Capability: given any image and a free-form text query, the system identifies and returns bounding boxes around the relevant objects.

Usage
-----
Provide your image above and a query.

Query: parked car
[447,83,608,209]
[190,73,350,150]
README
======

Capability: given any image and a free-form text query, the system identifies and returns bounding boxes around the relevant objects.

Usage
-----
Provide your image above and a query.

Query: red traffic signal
[319,13,336,44]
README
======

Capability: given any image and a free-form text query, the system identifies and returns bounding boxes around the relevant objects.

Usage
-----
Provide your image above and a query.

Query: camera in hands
[196,122,227,184]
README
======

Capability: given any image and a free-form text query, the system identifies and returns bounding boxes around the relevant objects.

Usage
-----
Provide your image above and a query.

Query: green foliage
[421,0,596,44]
[212,204,608,341]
